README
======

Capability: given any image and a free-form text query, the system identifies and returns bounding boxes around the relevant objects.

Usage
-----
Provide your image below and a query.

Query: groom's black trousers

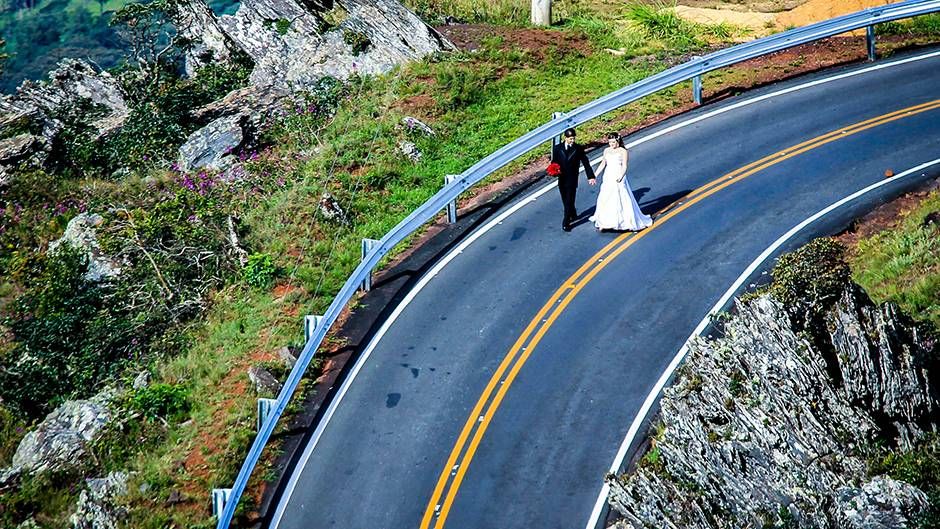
[558,183,578,227]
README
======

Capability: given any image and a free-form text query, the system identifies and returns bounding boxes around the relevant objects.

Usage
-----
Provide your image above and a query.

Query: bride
[591,132,652,232]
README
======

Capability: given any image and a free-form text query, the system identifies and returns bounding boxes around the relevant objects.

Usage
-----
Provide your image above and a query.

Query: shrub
[768,237,850,323]
[130,383,192,422]
[343,30,371,55]
[244,253,277,289]
[0,404,26,465]
[434,62,496,110]
[868,437,940,528]
[0,245,136,418]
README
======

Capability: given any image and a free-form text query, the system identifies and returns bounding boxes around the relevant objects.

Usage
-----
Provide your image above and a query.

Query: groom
[551,127,596,231]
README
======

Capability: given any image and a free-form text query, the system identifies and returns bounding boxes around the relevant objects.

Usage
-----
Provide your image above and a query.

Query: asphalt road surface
[272,48,940,529]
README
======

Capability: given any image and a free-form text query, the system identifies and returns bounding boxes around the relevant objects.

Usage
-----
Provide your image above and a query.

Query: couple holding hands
[549,127,652,233]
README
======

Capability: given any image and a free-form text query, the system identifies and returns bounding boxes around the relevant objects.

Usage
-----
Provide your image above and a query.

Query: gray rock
[169,0,453,91]
[9,397,112,476]
[401,116,435,137]
[70,471,130,529]
[132,371,151,390]
[278,346,298,369]
[0,467,21,490]
[178,114,247,171]
[16,59,128,119]
[49,213,122,282]
[248,365,282,395]
[0,134,42,186]
[16,519,39,529]
[835,476,928,529]
[192,85,291,130]
[608,284,938,528]
[318,192,350,225]
[0,59,128,177]
[398,140,422,163]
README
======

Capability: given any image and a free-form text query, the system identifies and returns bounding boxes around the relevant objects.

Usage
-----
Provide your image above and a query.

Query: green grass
[851,192,940,327]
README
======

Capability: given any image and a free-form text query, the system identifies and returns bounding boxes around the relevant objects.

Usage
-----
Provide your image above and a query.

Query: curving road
[271,48,940,529]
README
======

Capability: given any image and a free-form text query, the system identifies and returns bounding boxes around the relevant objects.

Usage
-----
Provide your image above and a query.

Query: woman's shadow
[572,187,692,229]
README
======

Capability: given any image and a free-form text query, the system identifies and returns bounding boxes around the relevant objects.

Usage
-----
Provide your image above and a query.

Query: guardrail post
[303,314,324,342]
[256,398,277,431]
[551,111,565,158]
[444,174,459,224]
[866,25,876,61]
[212,488,232,519]
[360,238,380,291]
[692,75,703,105]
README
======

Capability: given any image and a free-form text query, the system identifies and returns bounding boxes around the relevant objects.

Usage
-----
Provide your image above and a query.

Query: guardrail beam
[445,175,459,224]
[256,398,278,431]
[867,25,877,61]
[361,238,380,291]
[303,314,324,343]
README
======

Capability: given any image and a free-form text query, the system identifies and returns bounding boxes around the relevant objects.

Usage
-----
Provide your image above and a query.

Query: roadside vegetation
[843,187,940,527]
[2,0,940,528]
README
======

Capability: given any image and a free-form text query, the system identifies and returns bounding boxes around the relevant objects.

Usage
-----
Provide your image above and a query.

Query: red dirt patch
[436,23,593,61]
[835,178,940,251]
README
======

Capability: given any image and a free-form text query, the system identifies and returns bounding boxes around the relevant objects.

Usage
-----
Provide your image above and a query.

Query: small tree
[109,0,186,90]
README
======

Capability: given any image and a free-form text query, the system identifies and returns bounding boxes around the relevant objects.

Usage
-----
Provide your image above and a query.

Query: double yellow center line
[419,98,940,529]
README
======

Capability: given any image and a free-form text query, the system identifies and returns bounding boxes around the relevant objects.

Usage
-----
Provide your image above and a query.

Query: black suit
[551,142,596,229]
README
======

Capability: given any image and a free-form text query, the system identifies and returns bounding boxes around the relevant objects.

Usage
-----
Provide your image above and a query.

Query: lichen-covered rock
[0,134,42,185]
[401,116,435,137]
[16,59,127,119]
[7,395,112,477]
[248,364,282,395]
[608,284,938,529]
[70,471,130,529]
[398,140,422,163]
[171,0,453,91]
[178,113,247,171]
[835,476,928,529]
[278,346,298,369]
[0,59,127,177]
[318,192,350,225]
[49,213,122,282]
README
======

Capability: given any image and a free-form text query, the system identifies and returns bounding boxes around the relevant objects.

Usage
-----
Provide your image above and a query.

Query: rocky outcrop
[70,471,130,529]
[49,213,122,282]
[171,0,453,91]
[0,134,43,186]
[0,392,113,486]
[608,284,938,529]
[248,364,282,395]
[0,59,128,178]
[178,114,247,171]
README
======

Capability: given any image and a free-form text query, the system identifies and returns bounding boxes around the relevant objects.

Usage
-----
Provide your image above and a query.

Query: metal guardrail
[215,1,940,526]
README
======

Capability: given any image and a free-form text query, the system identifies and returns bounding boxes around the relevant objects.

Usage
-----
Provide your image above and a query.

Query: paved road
[272,49,940,529]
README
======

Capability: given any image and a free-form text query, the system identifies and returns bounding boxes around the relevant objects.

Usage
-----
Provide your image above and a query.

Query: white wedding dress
[592,149,652,231]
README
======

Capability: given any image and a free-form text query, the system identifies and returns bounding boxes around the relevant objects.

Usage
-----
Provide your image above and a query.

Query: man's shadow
[571,187,693,229]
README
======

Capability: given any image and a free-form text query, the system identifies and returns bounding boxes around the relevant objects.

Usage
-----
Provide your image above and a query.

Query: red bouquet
[546,162,561,177]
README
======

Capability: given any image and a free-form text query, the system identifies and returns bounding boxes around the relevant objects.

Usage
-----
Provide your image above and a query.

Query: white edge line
[582,157,940,529]
[271,49,940,527]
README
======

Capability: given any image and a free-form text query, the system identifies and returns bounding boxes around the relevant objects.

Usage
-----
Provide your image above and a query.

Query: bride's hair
[606,132,624,148]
